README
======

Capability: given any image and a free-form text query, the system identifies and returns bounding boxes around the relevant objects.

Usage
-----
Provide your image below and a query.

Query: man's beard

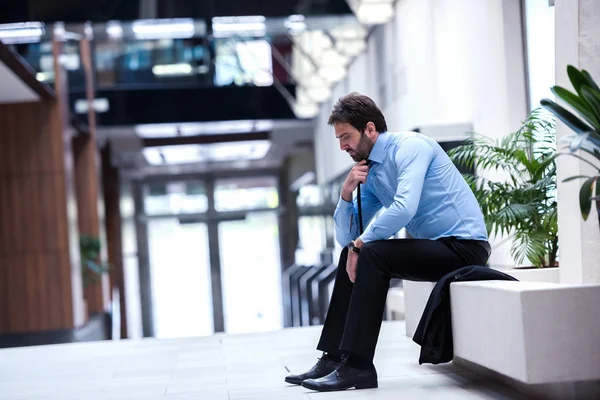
[348,133,374,162]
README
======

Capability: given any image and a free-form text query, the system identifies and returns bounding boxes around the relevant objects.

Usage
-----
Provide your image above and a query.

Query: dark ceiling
[0,0,352,23]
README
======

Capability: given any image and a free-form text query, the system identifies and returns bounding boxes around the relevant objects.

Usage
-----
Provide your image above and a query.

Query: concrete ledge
[385,287,405,320]
[403,281,436,337]
[450,281,600,385]
[503,267,559,283]
[402,268,560,338]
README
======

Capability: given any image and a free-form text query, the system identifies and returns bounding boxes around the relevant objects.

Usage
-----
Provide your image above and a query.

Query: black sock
[348,353,373,369]
[326,352,342,363]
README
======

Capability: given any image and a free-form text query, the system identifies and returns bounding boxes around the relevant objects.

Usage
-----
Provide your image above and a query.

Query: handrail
[0,41,55,100]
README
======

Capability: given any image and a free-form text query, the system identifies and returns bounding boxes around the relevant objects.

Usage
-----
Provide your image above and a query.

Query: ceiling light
[329,26,368,40]
[318,48,350,67]
[143,145,204,165]
[346,0,395,25]
[152,63,193,76]
[106,21,123,39]
[132,19,195,39]
[336,39,367,57]
[75,98,110,114]
[285,15,307,34]
[306,86,332,103]
[142,140,272,165]
[319,65,347,83]
[294,102,319,119]
[135,120,274,138]
[208,140,271,162]
[0,22,44,44]
[142,149,164,165]
[212,16,266,38]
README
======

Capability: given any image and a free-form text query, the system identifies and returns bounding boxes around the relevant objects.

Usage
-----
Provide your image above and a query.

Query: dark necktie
[357,160,372,235]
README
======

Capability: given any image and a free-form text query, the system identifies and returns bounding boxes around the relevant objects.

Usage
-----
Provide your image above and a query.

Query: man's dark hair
[328,92,388,133]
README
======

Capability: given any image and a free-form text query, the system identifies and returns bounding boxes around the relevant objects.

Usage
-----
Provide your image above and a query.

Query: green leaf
[569,131,591,151]
[563,175,592,183]
[552,86,600,129]
[581,85,600,123]
[579,177,595,220]
[541,98,595,134]
[582,69,600,92]
[561,152,600,171]
[578,146,600,164]
[512,231,550,267]
[568,65,591,97]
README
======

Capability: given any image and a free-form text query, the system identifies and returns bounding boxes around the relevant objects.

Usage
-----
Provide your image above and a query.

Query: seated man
[285,93,490,392]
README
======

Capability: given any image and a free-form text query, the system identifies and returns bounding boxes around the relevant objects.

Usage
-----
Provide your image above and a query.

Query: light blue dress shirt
[334,131,488,246]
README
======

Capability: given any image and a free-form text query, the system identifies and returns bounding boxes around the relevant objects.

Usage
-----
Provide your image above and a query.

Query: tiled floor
[0,321,529,400]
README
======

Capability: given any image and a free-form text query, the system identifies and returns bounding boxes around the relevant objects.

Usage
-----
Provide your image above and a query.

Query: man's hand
[341,160,369,202]
[346,249,359,283]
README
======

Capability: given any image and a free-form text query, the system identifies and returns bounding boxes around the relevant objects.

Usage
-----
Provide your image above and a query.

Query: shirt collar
[368,132,388,164]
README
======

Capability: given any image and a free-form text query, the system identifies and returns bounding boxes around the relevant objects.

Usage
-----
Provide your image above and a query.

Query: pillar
[555,0,600,283]
[72,38,109,313]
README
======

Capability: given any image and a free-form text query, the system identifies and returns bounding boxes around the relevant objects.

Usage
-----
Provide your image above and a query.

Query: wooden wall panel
[72,37,108,315]
[0,99,78,333]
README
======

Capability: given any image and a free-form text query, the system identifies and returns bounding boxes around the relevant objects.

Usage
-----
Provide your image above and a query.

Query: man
[285,93,490,392]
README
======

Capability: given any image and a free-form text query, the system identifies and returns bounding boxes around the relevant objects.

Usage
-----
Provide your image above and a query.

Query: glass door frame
[132,168,288,336]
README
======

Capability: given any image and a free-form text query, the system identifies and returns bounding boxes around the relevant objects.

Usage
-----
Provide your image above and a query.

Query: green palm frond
[449,109,558,267]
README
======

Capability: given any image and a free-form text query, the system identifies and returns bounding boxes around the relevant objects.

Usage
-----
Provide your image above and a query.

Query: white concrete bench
[385,287,405,320]
[403,279,600,398]
[450,281,600,386]
[403,281,436,337]
[402,267,559,338]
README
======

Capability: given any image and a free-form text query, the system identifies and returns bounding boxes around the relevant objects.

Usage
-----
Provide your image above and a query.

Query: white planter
[500,267,559,283]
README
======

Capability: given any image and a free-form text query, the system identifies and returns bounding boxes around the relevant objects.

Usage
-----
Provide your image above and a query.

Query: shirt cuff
[337,194,353,206]
[358,229,377,244]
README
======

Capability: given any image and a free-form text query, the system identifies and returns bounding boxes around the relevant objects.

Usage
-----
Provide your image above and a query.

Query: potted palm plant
[448,109,558,270]
[540,65,600,226]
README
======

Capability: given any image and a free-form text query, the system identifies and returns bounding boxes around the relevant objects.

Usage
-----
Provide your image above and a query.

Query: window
[524,0,555,111]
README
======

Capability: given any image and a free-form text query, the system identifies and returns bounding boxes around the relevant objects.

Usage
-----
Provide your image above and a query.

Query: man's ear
[365,122,377,138]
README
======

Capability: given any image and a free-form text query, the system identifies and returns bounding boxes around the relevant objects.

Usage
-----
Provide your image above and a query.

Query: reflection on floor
[0,321,529,400]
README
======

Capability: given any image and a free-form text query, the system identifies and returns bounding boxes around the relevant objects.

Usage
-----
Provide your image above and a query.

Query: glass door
[218,211,283,334]
[214,176,283,334]
[148,218,213,338]
[145,179,214,339]
[140,176,283,338]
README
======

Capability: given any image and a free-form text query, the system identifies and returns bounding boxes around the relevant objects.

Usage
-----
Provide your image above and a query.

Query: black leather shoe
[284,353,340,385]
[301,356,378,392]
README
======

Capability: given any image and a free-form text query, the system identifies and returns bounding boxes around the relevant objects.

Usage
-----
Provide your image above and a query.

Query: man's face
[334,122,375,162]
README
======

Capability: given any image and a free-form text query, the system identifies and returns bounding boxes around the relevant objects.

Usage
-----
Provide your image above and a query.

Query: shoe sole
[302,380,378,391]
[285,377,303,385]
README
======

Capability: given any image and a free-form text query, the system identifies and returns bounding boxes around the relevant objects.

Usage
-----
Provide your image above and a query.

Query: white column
[555,0,600,284]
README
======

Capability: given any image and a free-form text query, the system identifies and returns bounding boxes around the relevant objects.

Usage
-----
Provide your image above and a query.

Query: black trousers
[316,237,490,361]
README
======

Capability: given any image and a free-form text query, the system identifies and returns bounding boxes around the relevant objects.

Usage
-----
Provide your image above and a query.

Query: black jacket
[412,265,518,365]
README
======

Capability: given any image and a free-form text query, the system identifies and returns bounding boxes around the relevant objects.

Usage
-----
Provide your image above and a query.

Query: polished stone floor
[0,321,529,400]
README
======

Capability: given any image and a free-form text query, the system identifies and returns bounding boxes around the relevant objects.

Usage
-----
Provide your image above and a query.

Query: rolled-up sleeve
[359,137,433,243]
